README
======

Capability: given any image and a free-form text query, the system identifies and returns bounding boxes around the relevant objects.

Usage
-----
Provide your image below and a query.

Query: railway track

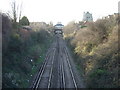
[31,34,82,89]
[32,48,56,89]
[31,38,57,89]
[59,36,78,89]
[64,47,77,89]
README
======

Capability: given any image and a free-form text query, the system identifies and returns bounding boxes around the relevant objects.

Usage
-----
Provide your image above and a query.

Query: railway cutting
[31,34,85,89]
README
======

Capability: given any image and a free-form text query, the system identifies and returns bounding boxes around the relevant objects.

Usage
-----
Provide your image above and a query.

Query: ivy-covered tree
[19,16,30,26]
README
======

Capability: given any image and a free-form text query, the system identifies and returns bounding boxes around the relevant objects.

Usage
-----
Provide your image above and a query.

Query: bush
[2,13,12,52]
[19,16,30,26]
[89,69,108,78]
[2,13,53,88]
[88,69,110,88]
[64,14,119,88]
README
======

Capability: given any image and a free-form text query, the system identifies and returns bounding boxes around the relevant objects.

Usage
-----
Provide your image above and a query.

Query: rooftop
[54,24,64,26]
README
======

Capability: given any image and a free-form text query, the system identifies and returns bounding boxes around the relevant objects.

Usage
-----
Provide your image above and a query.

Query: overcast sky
[0,0,119,25]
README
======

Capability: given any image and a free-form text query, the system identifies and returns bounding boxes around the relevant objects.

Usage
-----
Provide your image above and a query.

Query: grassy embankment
[63,14,119,88]
[2,13,54,88]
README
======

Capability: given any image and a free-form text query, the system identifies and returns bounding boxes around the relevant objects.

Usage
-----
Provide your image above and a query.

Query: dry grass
[64,14,119,88]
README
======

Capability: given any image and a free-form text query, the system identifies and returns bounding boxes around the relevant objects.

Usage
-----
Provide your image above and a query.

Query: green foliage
[89,69,108,78]
[88,69,110,88]
[81,25,87,28]
[2,14,12,53]
[2,13,53,88]
[19,16,30,26]
[8,34,22,53]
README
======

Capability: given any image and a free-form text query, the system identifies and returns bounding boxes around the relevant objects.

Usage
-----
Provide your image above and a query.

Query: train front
[54,22,64,35]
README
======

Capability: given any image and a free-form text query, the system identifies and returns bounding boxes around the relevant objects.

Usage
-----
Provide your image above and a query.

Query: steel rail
[61,55,65,89]
[64,47,77,89]
[32,49,51,89]
[47,48,56,89]
[32,48,56,89]
[36,48,56,89]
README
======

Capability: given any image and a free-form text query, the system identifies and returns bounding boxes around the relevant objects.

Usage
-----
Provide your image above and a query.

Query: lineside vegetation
[63,14,119,88]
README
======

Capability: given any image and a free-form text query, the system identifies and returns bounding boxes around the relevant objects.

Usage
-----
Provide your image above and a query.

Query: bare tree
[11,0,17,23]
[11,0,22,23]
[18,2,23,22]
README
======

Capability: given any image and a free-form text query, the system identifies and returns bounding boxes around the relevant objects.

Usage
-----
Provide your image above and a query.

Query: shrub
[88,69,110,88]
[64,14,119,88]
[2,13,53,88]
[19,16,30,26]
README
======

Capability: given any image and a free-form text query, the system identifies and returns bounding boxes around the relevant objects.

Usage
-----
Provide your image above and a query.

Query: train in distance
[54,22,64,34]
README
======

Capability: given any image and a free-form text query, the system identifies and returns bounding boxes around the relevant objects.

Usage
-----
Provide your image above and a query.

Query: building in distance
[83,12,93,22]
